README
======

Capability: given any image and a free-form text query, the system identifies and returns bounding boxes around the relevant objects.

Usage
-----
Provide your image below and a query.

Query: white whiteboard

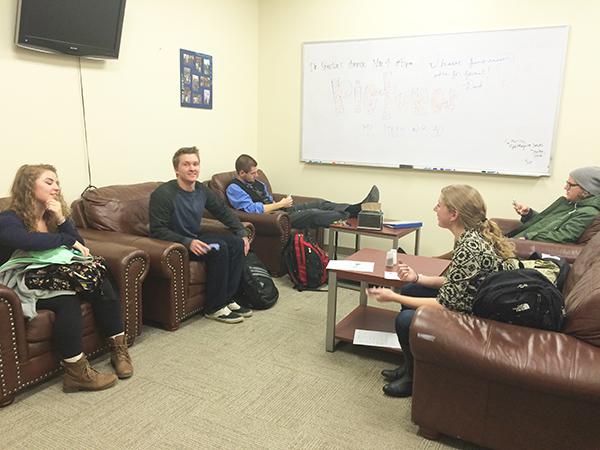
[301,26,569,176]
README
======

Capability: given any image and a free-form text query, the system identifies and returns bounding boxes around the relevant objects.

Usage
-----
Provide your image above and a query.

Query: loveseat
[71,182,254,330]
[410,225,600,449]
[209,170,323,276]
[492,213,600,262]
[0,198,149,406]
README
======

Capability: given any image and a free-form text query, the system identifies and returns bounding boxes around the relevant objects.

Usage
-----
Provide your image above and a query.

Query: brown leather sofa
[0,198,149,407]
[209,170,322,276]
[71,182,255,331]
[492,214,600,262]
[410,226,600,449]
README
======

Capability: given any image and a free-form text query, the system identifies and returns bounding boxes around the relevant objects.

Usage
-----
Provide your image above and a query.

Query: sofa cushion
[563,230,600,347]
[82,182,162,236]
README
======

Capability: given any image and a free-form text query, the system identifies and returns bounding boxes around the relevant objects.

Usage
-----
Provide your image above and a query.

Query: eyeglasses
[565,181,580,189]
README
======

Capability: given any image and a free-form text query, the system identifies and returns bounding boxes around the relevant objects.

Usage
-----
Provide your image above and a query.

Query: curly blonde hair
[9,164,69,232]
[441,184,515,259]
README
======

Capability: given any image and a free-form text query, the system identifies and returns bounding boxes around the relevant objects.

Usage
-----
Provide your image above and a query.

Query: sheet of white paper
[541,253,560,261]
[384,271,400,280]
[353,329,401,349]
[326,260,375,272]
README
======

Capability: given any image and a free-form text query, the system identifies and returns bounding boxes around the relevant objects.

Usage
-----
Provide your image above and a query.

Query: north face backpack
[473,267,565,331]
[284,232,329,291]
[236,252,279,310]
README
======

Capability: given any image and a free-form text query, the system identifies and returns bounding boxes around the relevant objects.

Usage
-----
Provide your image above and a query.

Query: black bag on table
[236,252,278,310]
[473,265,566,332]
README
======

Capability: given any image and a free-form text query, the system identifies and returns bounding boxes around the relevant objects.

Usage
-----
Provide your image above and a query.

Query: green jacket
[508,195,600,243]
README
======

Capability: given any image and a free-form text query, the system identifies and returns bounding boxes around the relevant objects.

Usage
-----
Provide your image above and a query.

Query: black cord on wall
[77,57,96,194]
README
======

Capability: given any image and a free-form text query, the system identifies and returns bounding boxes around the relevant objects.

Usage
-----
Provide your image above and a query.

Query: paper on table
[384,271,400,280]
[326,260,375,272]
[541,253,560,261]
[353,329,401,349]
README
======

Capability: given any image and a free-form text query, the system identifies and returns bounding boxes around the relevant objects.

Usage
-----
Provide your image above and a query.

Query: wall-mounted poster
[180,49,212,109]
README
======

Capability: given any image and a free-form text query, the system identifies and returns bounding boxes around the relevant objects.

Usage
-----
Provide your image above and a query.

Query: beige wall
[2,1,598,256]
[1,0,258,200]
[257,0,600,255]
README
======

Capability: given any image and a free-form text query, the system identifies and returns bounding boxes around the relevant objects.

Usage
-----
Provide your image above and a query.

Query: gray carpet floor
[1,278,481,450]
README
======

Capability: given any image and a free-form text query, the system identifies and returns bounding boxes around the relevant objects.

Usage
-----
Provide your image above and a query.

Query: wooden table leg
[359,281,368,306]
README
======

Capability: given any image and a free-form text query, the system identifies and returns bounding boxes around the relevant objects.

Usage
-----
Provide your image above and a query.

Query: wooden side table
[326,248,450,352]
[327,218,421,260]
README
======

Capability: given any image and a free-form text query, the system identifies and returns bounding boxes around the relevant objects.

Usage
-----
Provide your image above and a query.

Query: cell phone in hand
[208,243,220,251]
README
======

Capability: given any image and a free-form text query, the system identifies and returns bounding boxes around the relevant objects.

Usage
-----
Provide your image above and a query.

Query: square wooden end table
[327,218,421,260]
[326,248,450,352]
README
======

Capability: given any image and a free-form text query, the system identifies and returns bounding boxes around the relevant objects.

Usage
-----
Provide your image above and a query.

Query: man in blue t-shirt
[226,154,379,229]
[149,147,252,324]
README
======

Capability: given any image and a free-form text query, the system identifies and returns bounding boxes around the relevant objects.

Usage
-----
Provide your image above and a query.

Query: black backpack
[284,232,329,291]
[473,267,565,331]
[236,252,279,310]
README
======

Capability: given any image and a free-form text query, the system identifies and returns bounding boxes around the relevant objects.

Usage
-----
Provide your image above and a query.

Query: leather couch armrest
[509,238,583,263]
[199,218,255,242]
[0,284,29,403]
[0,284,28,362]
[233,210,290,237]
[84,238,149,340]
[490,217,521,234]
[78,229,188,280]
[410,307,600,401]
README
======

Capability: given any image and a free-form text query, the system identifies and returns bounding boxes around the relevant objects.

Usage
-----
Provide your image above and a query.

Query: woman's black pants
[35,278,124,359]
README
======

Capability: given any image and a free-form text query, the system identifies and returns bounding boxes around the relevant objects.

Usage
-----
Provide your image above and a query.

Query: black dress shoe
[345,186,381,217]
[381,366,406,381]
[363,185,379,204]
[383,377,413,397]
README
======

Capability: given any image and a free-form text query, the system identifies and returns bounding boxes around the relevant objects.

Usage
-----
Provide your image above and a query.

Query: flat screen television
[15,0,127,59]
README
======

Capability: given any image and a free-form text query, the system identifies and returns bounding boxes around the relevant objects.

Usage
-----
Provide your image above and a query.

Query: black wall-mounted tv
[15,0,127,59]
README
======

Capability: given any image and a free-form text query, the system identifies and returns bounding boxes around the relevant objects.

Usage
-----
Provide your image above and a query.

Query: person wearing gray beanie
[508,166,600,243]
[570,166,600,196]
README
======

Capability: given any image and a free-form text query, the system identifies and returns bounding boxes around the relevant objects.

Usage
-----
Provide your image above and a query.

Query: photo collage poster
[180,49,213,109]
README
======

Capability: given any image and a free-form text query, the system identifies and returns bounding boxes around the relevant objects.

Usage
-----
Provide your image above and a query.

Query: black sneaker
[381,365,406,381]
[205,306,244,323]
[228,302,253,318]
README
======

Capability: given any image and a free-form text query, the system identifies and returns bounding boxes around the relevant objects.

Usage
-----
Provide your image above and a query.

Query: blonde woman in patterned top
[367,184,515,398]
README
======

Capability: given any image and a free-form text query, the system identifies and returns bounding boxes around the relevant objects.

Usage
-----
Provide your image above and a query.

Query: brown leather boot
[62,355,117,393]
[109,335,134,379]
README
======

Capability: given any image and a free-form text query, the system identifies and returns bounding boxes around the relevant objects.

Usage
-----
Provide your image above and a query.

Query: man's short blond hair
[172,146,200,169]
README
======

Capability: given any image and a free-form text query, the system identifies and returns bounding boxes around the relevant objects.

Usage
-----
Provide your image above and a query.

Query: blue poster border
[180,48,213,109]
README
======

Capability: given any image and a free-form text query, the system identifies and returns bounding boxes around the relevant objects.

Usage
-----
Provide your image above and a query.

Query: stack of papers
[326,260,374,272]
[353,329,401,349]
[383,220,423,229]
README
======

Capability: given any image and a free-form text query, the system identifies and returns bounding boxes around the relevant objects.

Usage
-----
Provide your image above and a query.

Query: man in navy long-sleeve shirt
[149,147,252,324]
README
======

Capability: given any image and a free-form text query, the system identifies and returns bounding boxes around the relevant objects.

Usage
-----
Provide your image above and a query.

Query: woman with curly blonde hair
[368,185,515,398]
[0,164,134,393]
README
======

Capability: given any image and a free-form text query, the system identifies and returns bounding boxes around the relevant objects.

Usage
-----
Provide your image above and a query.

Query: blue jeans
[395,283,439,372]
